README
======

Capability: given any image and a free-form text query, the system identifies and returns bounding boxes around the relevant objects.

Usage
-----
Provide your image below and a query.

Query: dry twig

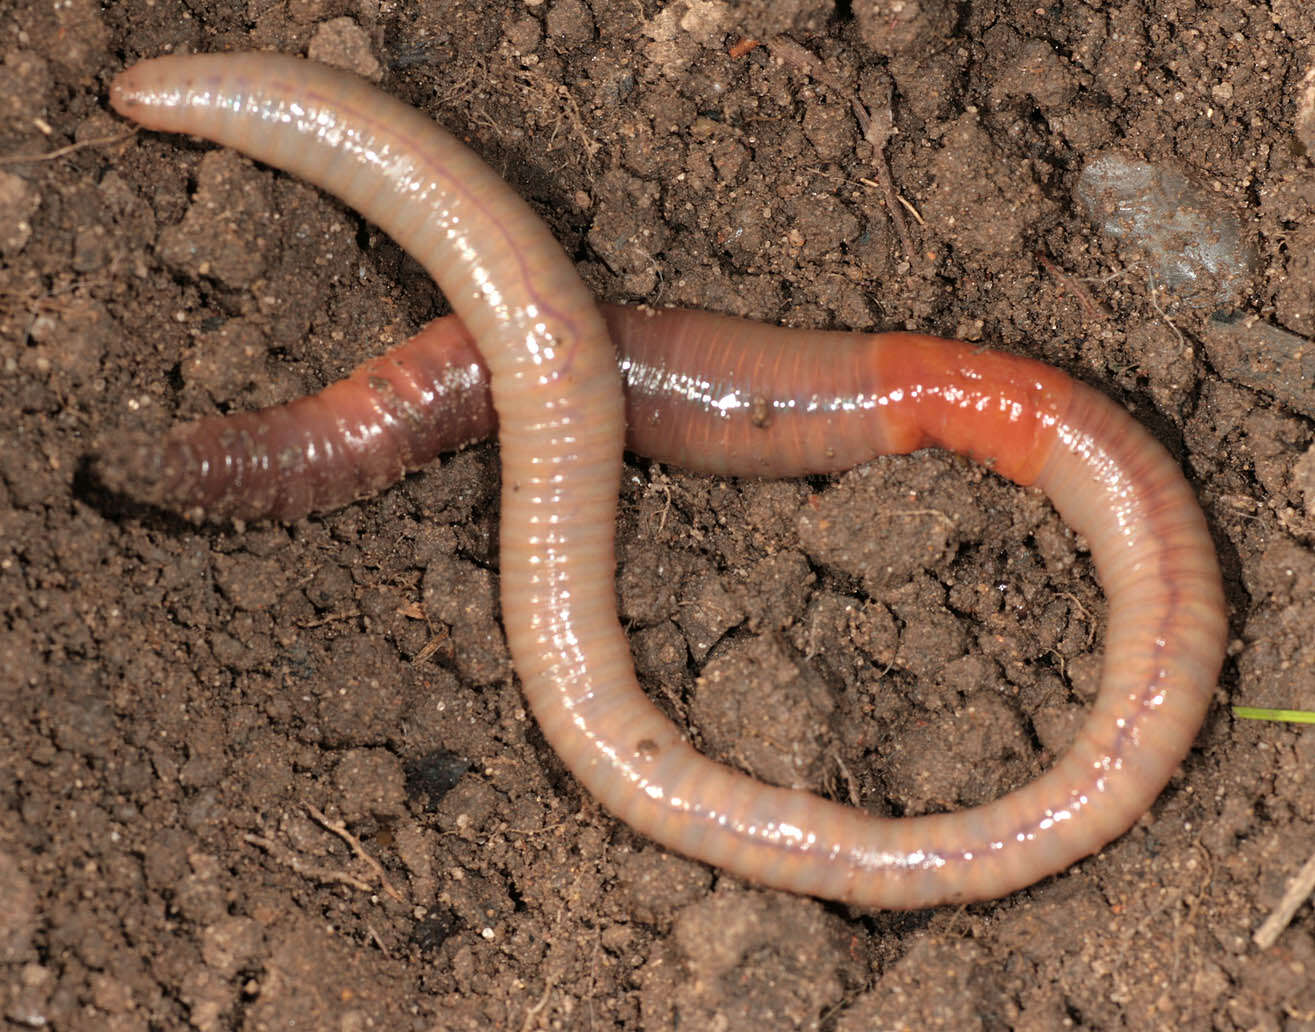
[307,804,404,902]
[243,833,377,895]
[1253,846,1315,949]
[0,130,137,166]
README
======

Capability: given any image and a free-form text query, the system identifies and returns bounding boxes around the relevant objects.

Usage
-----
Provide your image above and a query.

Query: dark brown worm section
[96,318,496,521]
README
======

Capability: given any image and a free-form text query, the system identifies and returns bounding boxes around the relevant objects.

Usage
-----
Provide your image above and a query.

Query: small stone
[0,170,39,256]
[1298,64,1315,157]
[308,18,382,81]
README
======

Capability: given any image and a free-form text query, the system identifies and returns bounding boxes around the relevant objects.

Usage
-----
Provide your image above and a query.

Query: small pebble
[0,170,40,256]
[1297,64,1315,157]
[308,18,382,82]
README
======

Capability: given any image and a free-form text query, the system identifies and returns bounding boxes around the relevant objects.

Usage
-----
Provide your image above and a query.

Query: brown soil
[3,1,1315,1029]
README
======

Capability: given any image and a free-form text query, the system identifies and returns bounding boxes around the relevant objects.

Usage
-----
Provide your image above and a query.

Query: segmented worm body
[99,315,500,522]
[109,53,1228,908]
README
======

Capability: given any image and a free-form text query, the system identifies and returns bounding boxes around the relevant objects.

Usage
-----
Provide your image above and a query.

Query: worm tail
[96,317,495,521]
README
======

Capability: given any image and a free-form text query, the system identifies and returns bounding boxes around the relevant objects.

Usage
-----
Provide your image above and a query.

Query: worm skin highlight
[109,53,1228,908]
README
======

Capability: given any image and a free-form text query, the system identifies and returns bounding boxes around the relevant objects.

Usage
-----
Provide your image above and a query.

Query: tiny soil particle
[4,0,1313,1029]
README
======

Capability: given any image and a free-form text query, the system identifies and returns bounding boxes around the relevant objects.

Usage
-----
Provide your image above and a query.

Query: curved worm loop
[108,54,1227,908]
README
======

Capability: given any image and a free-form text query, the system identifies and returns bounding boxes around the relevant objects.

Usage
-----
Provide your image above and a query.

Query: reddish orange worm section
[106,54,1227,908]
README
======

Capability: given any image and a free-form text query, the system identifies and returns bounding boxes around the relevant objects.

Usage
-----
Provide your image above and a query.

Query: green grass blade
[1233,706,1315,724]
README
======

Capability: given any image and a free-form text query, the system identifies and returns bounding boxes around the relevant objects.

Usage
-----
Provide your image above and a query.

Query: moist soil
[3,1,1315,1029]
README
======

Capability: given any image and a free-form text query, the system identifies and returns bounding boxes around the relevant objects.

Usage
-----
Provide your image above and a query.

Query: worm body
[109,54,1227,908]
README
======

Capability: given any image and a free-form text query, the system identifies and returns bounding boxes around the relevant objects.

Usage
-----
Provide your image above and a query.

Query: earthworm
[109,52,1228,908]
[101,302,1001,521]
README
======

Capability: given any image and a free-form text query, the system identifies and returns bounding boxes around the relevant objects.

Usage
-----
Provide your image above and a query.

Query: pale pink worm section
[110,54,1227,907]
